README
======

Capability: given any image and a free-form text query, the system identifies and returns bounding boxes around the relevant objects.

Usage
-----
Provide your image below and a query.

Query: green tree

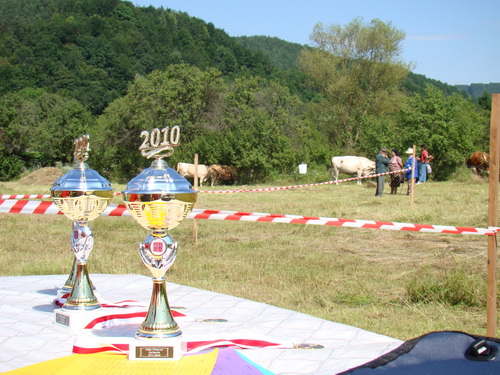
[357,114,401,157]
[477,91,492,111]
[397,85,488,180]
[90,64,224,180]
[220,76,298,180]
[299,18,410,152]
[91,67,303,182]
[0,88,93,180]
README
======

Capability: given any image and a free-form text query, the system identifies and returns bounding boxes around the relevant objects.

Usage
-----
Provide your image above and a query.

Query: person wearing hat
[404,147,419,195]
[375,147,390,197]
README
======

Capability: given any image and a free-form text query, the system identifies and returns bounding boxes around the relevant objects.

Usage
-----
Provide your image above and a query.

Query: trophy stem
[61,256,97,293]
[61,257,95,293]
[63,261,101,311]
[136,278,181,339]
[61,257,78,293]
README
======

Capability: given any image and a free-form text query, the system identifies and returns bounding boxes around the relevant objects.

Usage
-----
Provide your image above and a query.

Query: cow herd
[331,151,492,182]
[176,162,238,187]
[174,151,489,187]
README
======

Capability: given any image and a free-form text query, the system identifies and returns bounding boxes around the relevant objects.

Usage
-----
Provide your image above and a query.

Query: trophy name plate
[128,337,182,360]
[54,308,103,331]
[53,306,133,331]
[55,312,70,327]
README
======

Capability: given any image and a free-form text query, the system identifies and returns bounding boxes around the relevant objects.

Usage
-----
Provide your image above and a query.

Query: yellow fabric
[4,350,219,375]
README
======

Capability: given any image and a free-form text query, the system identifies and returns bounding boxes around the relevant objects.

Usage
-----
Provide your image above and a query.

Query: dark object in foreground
[340,331,500,374]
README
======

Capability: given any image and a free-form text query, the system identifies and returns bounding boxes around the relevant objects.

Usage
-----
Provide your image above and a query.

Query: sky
[132,0,500,86]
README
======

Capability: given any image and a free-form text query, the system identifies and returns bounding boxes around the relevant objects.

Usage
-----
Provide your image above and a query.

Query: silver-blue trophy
[123,126,197,344]
[51,135,113,312]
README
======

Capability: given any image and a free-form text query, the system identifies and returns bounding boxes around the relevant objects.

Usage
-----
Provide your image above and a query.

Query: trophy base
[135,325,182,340]
[57,288,71,299]
[128,336,183,361]
[53,307,109,331]
[60,286,72,295]
[62,299,101,311]
[60,283,96,295]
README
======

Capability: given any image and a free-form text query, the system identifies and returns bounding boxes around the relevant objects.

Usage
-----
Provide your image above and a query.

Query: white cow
[176,162,210,186]
[331,156,375,185]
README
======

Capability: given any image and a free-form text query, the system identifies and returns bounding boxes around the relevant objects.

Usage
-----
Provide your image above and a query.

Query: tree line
[0,0,491,182]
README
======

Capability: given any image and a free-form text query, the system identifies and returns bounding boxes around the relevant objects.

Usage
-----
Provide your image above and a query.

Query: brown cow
[207,165,238,186]
[467,151,489,176]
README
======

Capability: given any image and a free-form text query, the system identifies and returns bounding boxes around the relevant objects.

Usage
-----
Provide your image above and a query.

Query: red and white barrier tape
[0,193,123,200]
[0,194,51,200]
[0,169,411,199]
[0,199,129,216]
[0,198,496,236]
[0,199,64,215]
[198,169,411,194]
[190,209,498,236]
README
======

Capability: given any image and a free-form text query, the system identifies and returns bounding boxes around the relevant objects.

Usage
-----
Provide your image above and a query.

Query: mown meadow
[0,167,497,340]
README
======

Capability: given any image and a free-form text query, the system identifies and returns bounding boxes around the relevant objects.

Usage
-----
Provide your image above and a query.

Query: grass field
[0,167,498,340]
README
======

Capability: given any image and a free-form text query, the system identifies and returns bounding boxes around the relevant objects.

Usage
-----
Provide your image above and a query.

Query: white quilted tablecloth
[0,274,402,374]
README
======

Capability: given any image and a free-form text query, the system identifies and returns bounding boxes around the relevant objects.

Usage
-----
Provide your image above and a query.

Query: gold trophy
[51,135,113,327]
[123,126,197,359]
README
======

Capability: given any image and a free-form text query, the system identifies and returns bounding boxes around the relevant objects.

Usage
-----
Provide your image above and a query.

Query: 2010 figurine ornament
[51,135,114,314]
[123,126,197,345]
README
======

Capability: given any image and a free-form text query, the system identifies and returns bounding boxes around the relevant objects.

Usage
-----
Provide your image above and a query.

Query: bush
[0,155,25,181]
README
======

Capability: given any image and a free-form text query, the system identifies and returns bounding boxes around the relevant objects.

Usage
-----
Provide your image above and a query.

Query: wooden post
[410,144,416,207]
[193,154,199,245]
[487,94,500,337]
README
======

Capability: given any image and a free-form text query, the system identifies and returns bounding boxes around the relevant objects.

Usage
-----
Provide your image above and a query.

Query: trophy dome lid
[51,162,113,192]
[123,159,196,196]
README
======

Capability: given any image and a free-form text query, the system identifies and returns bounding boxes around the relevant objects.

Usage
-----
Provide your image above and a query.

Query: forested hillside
[0,0,274,115]
[234,35,305,70]
[0,0,491,183]
[456,83,500,99]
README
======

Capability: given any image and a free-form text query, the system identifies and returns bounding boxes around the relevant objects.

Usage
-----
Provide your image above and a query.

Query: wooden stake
[410,144,416,207]
[193,154,199,245]
[487,94,500,337]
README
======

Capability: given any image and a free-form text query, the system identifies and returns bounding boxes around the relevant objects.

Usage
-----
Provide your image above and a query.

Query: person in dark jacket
[375,148,390,197]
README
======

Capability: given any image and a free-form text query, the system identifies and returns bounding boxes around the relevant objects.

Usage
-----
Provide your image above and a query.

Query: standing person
[375,148,390,197]
[405,147,419,195]
[389,149,403,194]
[417,144,430,183]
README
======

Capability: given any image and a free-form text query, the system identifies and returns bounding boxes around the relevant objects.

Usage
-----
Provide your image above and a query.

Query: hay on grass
[17,167,63,185]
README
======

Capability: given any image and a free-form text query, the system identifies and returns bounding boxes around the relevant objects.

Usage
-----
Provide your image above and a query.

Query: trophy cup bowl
[51,136,113,312]
[123,157,197,340]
